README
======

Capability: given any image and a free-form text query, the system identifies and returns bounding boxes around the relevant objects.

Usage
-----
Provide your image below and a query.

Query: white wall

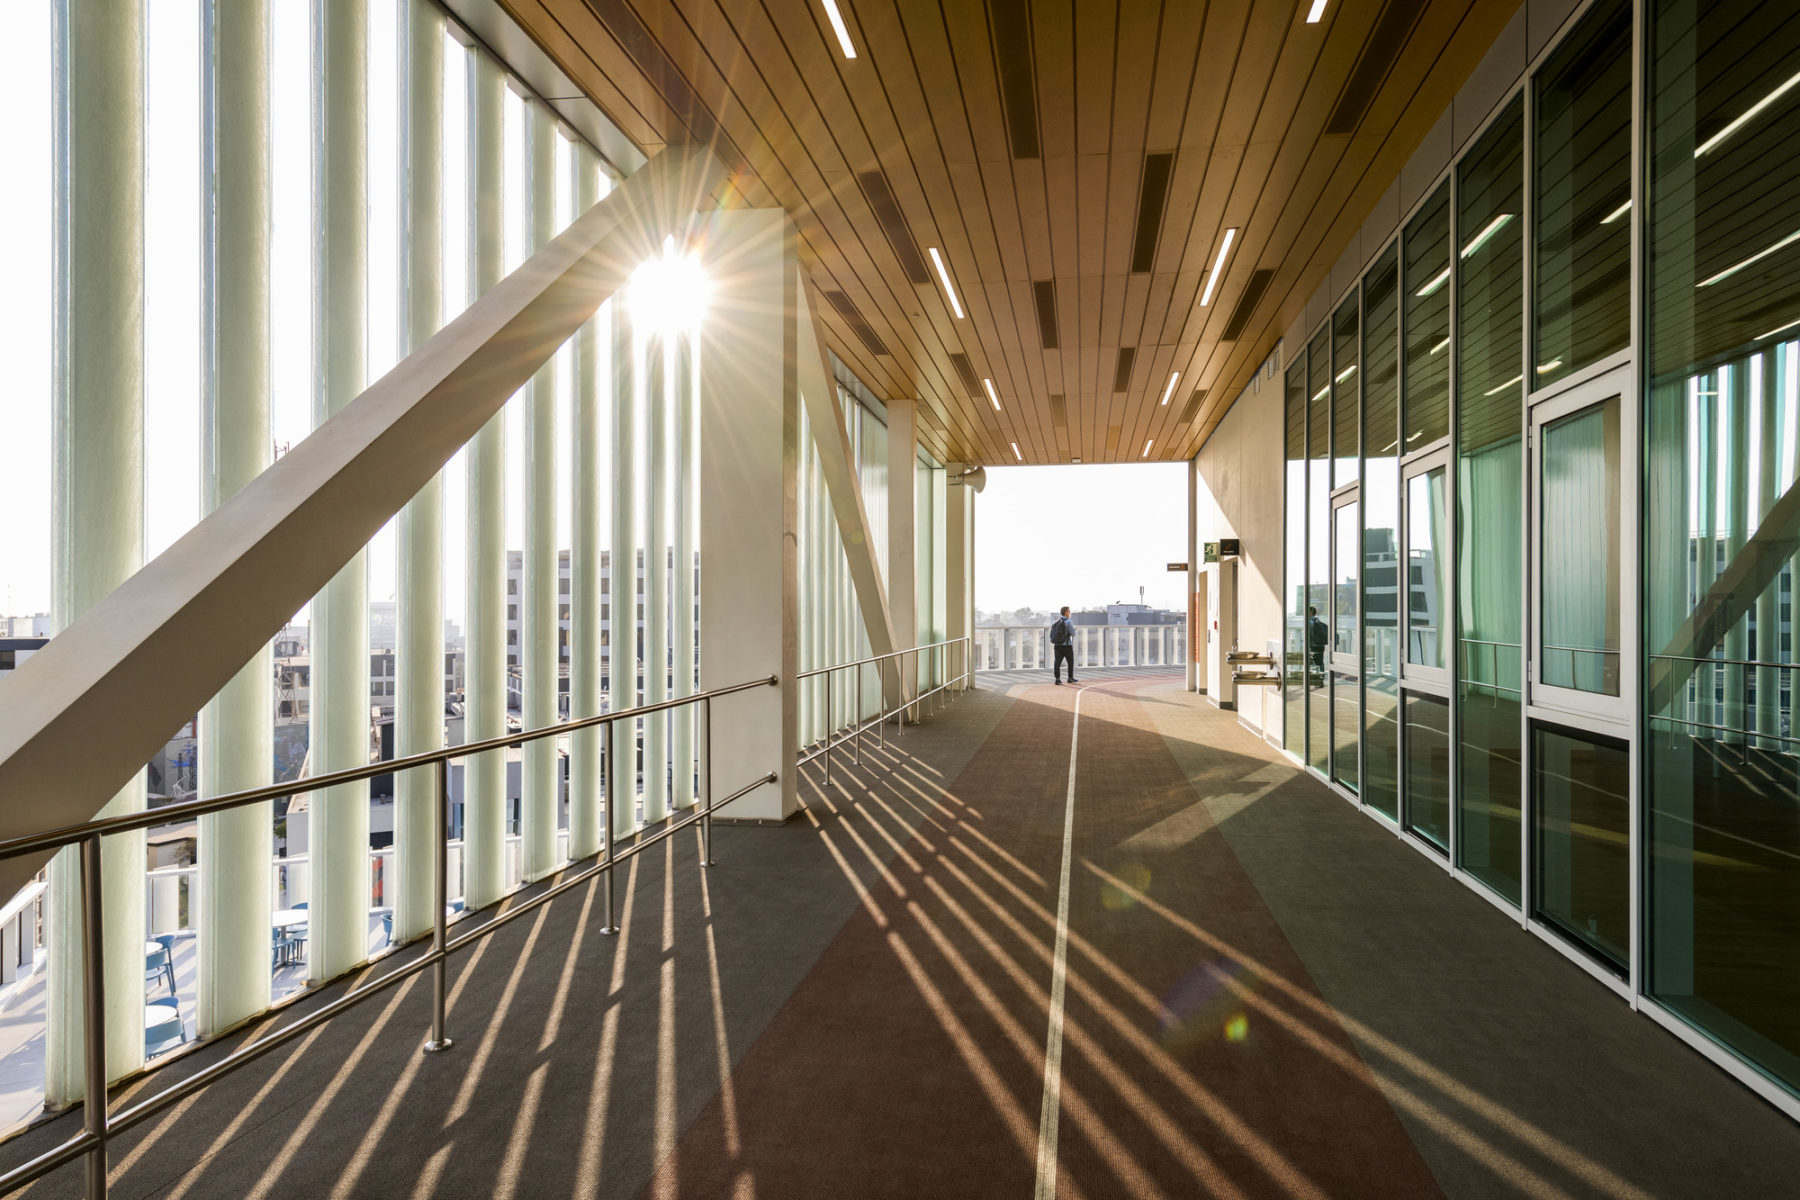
[1195,375,1283,739]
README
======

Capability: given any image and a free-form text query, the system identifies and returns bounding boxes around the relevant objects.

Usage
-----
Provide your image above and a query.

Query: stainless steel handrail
[0,672,780,1197]
[794,637,973,785]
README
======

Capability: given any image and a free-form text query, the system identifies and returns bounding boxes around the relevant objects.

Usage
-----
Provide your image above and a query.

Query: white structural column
[644,332,671,822]
[946,476,973,691]
[672,332,698,806]
[463,51,506,909]
[610,290,641,838]
[197,0,273,1035]
[1187,454,1200,692]
[309,0,369,985]
[887,399,918,712]
[699,209,799,820]
[393,0,444,943]
[522,104,558,880]
[568,151,607,860]
[46,0,148,1101]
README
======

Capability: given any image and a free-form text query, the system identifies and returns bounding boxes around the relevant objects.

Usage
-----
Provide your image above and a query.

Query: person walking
[1308,605,1329,677]
[1050,607,1078,685]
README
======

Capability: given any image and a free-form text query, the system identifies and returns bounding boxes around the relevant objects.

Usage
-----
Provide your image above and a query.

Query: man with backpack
[1049,607,1077,685]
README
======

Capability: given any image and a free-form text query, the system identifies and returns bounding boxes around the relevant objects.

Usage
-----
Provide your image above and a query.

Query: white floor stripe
[1033,684,1087,1199]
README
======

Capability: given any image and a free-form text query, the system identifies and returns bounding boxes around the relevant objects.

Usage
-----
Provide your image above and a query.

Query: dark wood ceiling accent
[503,0,1522,464]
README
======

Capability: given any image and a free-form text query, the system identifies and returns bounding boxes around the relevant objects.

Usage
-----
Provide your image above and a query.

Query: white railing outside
[972,624,1188,672]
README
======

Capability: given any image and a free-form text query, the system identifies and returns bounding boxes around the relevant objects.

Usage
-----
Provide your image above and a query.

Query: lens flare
[1099,861,1151,910]
[1159,960,1256,1053]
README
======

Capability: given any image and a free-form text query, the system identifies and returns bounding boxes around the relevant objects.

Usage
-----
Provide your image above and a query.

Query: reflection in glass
[1405,468,1449,669]
[1534,725,1630,972]
[1646,0,1800,1094]
[1308,330,1332,773]
[1332,502,1359,793]
[1333,294,1360,490]
[1334,501,1359,656]
[1363,244,1401,821]
[1534,0,1632,385]
[1285,359,1308,756]
[1457,96,1525,904]
[1403,182,1451,449]
[1403,691,1450,853]
[1332,671,1359,793]
[1540,396,1621,694]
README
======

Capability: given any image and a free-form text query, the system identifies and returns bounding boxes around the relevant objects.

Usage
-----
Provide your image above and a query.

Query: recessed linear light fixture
[1758,315,1800,341]
[1601,200,1632,225]
[1011,442,1022,461]
[1159,371,1181,405]
[1698,227,1800,288]
[820,0,857,59]
[1484,374,1524,396]
[982,377,1002,411]
[1310,385,1329,404]
[1537,359,1563,374]
[1199,227,1238,306]
[1416,267,1450,298]
[1142,439,1154,459]
[1696,69,1800,159]
[1335,364,1357,383]
[1305,0,1329,23]
[928,247,964,318]
[1072,456,1082,463]
[1460,213,1514,259]
[1429,336,1450,356]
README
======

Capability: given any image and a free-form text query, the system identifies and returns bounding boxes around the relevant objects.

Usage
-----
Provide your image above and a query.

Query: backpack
[1049,618,1070,645]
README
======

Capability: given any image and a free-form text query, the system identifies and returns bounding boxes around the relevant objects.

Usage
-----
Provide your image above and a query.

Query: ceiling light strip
[1429,337,1449,356]
[1142,439,1154,459]
[1697,227,1800,288]
[1416,266,1450,298]
[1159,371,1180,405]
[1199,227,1238,306]
[821,0,857,59]
[1695,69,1800,158]
[1335,365,1357,382]
[983,377,1002,411]
[1484,374,1523,397]
[928,247,965,318]
[1011,442,1022,461]
[1305,0,1329,23]
[1460,213,1514,258]
[1600,200,1631,225]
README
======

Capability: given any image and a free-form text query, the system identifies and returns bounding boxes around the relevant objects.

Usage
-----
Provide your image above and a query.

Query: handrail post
[424,759,453,1053]
[601,719,618,933]
[80,833,108,1199]
[854,669,862,764]
[701,695,714,866]
[823,670,833,788]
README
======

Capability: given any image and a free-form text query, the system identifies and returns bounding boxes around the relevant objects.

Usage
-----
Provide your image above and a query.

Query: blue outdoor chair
[145,997,186,1058]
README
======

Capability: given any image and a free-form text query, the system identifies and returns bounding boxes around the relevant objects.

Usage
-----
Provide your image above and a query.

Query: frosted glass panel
[1540,396,1621,694]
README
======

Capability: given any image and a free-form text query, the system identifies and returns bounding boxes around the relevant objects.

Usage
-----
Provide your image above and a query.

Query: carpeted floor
[4,675,1798,1198]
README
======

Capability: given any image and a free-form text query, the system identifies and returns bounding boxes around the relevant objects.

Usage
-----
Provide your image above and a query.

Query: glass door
[1529,369,1633,724]
[1330,493,1360,792]
[1399,449,1452,851]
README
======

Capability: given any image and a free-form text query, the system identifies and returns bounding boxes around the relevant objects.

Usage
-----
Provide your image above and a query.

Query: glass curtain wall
[1455,96,1526,904]
[1331,296,1361,792]
[1285,359,1309,754]
[1402,181,1453,850]
[1647,0,1800,1092]
[1307,329,1332,772]
[1363,245,1401,821]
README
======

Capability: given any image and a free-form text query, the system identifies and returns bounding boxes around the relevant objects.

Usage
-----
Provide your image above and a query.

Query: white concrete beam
[0,144,733,912]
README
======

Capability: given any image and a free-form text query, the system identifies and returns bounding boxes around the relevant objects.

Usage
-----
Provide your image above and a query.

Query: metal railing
[796,637,973,786]
[0,673,780,1197]
[971,625,1187,672]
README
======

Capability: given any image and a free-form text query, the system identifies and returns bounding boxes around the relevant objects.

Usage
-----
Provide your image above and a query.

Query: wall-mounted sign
[1166,562,1187,572]
[1203,542,1218,563]
[1218,538,1241,558]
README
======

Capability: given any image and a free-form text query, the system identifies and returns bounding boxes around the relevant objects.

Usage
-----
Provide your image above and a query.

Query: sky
[973,463,1190,615]
[0,1,593,627]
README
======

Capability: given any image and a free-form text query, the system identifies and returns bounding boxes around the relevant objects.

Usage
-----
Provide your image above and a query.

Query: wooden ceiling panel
[518,0,1524,465]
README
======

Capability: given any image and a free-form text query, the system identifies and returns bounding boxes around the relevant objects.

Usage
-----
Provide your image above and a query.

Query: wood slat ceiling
[501,0,1522,464]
